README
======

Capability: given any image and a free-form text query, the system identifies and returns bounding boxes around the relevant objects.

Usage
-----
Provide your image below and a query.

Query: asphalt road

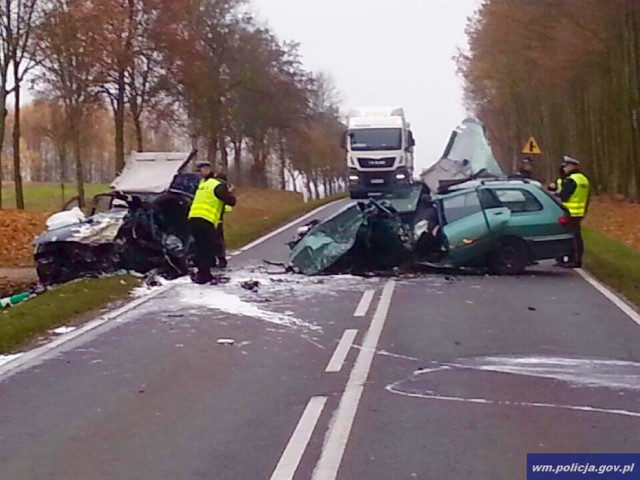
[1,199,639,480]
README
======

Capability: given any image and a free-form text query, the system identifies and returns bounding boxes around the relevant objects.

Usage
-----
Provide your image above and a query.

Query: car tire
[488,238,528,275]
[350,192,366,200]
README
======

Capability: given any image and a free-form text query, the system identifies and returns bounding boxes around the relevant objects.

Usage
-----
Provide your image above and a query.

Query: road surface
[0,199,639,480]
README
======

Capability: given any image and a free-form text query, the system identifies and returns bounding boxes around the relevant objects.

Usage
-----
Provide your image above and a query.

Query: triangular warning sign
[522,137,542,155]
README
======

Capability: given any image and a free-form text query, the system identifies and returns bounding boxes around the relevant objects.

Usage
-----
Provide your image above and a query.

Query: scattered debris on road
[240,280,261,292]
[216,338,236,346]
[52,326,77,335]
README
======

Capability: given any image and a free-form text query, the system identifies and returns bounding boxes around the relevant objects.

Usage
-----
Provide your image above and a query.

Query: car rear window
[492,188,543,213]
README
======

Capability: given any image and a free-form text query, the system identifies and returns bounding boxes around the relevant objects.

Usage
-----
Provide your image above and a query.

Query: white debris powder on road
[130,268,378,331]
[0,353,23,367]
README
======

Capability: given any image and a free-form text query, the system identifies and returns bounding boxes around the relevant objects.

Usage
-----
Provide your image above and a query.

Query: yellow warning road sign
[522,137,542,155]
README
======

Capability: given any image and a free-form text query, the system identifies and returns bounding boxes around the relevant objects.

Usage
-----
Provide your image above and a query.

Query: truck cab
[343,107,415,199]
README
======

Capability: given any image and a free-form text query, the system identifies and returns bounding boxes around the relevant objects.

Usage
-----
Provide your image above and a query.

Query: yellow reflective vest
[563,172,590,217]
[188,178,225,227]
[556,178,563,193]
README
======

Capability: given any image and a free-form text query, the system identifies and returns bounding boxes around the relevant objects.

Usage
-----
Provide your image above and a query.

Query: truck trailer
[343,106,415,199]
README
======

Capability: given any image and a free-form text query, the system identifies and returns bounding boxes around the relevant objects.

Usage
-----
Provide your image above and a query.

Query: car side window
[442,191,483,224]
[478,189,502,209]
[493,189,543,213]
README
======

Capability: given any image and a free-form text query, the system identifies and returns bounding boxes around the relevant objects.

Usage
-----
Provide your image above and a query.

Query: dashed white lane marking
[270,396,328,480]
[325,329,358,373]
[353,289,375,317]
[577,268,640,327]
[238,201,342,253]
[312,281,396,480]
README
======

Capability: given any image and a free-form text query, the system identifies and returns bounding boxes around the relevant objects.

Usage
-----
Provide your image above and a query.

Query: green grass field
[584,228,640,309]
[1,182,109,212]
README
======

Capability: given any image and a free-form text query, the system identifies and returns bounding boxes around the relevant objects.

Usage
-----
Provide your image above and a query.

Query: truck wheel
[489,238,528,275]
[350,192,366,200]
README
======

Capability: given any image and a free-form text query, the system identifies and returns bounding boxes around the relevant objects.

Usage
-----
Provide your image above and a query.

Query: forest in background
[0,0,345,209]
[459,0,640,200]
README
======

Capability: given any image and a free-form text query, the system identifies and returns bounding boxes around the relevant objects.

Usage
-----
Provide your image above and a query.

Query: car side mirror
[407,130,416,148]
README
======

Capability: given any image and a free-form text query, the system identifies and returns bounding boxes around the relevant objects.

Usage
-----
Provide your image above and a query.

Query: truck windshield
[349,128,402,151]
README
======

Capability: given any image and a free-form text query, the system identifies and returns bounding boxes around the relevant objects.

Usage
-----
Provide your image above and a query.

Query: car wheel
[489,238,528,275]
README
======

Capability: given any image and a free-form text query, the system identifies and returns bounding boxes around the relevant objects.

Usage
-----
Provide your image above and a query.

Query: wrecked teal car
[289,118,573,276]
[289,180,574,276]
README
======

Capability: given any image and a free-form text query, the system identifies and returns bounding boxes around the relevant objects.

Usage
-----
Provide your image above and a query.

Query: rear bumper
[348,168,411,197]
[525,233,574,260]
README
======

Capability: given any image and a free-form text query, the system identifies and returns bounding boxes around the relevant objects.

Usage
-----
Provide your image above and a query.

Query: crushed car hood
[111,151,195,194]
[420,118,504,193]
[34,210,128,246]
[289,204,364,275]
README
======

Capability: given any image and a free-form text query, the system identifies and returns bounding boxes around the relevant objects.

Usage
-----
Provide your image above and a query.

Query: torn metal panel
[110,151,195,194]
[289,204,364,275]
[420,118,504,193]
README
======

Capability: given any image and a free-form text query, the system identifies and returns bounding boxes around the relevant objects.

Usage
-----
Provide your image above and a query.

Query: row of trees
[458,0,640,200]
[0,0,345,209]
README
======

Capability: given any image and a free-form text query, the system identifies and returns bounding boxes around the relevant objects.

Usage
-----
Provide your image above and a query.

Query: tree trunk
[12,81,24,210]
[115,68,126,173]
[218,135,229,173]
[207,134,217,166]
[250,139,268,188]
[0,90,8,209]
[133,109,144,152]
[59,148,66,209]
[288,169,298,193]
[232,137,243,186]
[71,114,85,208]
[279,136,286,190]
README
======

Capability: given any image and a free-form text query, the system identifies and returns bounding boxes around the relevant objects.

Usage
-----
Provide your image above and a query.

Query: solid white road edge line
[0,200,346,382]
[325,329,359,373]
[312,281,396,480]
[353,290,375,317]
[270,396,328,480]
[238,201,342,253]
[0,282,175,381]
[576,268,640,326]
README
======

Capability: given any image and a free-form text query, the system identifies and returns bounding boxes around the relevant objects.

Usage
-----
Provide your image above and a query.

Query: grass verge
[225,192,346,249]
[2,182,109,212]
[0,276,140,354]
[0,192,344,354]
[584,227,640,309]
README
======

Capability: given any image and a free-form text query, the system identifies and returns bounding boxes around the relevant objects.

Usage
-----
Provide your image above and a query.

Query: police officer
[558,155,590,268]
[188,160,237,284]
[548,165,566,194]
[215,172,233,269]
[517,157,535,180]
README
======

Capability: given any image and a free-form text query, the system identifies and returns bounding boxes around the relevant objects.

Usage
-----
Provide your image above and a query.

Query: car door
[441,189,505,266]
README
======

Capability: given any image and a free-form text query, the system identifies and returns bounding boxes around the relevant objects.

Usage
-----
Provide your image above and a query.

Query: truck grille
[357,157,396,169]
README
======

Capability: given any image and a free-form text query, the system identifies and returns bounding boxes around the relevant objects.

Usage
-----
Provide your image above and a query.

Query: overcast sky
[251,0,480,171]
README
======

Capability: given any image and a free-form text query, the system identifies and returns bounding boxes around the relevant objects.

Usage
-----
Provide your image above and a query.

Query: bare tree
[36,0,102,207]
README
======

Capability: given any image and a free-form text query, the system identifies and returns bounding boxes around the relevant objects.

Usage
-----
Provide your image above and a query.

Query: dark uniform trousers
[189,217,223,281]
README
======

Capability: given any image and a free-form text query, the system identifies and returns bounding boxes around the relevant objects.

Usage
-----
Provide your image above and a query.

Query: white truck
[342,106,416,198]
